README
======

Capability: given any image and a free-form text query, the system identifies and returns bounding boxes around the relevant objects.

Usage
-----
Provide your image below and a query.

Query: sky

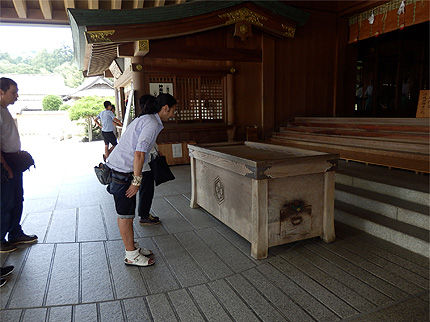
[0,25,73,57]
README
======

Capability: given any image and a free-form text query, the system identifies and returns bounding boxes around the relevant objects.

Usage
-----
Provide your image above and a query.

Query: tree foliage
[69,96,114,142]
[59,103,70,111]
[54,62,84,88]
[42,95,63,111]
[0,45,83,88]
[68,96,114,121]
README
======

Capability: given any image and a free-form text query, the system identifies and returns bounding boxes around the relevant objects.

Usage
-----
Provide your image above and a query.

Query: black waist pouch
[94,163,112,185]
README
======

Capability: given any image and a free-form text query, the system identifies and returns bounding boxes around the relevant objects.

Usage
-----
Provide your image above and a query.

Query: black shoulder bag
[149,149,175,186]
[2,150,35,173]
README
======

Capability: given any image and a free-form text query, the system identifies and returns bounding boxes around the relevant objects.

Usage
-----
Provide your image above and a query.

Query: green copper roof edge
[68,0,308,27]
[68,12,86,70]
[253,1,309,26]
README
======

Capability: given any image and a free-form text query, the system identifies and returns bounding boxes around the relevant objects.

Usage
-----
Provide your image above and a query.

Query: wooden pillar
[189,155,199,208]
[132,55,145,116]
[251,178,268,259]
[334,17,352,117]
[321,170,336,243]
[226,72,235,141]
[119,87,125,120]
[261,34,275,139]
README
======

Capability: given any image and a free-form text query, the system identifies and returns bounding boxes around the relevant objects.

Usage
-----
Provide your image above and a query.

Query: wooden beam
[88,0,98,10]
[12,0,27,18]
[117,42,135,57]
[104,69,114,78]
[64,0,75,9]
[133,0,144,9]
[112,0,121,9]
[338,1,389,16]
[154,0,165,7]
[39,0,52,19]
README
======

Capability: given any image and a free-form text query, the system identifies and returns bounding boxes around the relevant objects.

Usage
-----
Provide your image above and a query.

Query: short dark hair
[156,93,177,109]
[139,93,177,115]
[0,77,17,92]
[139,94,155,116]
[104,101,111,109]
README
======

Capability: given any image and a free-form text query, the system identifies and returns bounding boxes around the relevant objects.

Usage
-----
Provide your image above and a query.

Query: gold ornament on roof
[85,30,115,43]
[281,24,296,38]
[219,8,267,26]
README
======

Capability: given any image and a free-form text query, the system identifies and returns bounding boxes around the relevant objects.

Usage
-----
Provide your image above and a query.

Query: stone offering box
[188,141,339,259]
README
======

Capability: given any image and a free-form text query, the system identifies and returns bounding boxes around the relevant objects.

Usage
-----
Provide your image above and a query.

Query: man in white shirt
[106,94,176,267]
[0,77,38,253]
[94,101,123,161]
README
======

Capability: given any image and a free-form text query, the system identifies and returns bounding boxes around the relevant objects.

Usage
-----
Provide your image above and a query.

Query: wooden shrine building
[66,0,429,173]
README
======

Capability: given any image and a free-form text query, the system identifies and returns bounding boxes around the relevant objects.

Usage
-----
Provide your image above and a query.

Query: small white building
[0,73,72,114]
[65,76,114,103]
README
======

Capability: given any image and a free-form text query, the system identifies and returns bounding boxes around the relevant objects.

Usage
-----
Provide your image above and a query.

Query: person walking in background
[0,77,38,253]
[106,93,177,267]
[94,101,123,161]
[111,104,121,138]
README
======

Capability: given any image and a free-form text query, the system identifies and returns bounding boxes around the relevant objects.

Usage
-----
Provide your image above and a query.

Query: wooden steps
[271,117,430,173]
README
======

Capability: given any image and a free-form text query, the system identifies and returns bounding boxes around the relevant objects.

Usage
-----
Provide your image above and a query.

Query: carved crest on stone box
[219,8,267,27]
[214,176,225,204]
[85,30,115,43]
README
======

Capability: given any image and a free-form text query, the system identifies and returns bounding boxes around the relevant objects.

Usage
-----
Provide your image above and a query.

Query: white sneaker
[124,252,155,267]
[134,241,153,256]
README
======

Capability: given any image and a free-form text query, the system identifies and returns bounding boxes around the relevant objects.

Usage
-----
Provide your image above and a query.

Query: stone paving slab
[45,243,79,306]
[0,139,428,321]
[168,288,204,322]
[48,305,72,321]
[74,303,97,322]
[188,284,233,322]
[22,307,47,321]
[122,297,151,322]
[256,262,340,321]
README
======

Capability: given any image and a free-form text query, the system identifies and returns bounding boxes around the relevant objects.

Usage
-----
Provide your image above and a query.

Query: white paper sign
[149,83,174,97]
[172,143,183,158]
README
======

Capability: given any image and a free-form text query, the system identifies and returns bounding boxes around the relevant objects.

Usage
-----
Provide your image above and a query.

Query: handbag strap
[151,146,159,159]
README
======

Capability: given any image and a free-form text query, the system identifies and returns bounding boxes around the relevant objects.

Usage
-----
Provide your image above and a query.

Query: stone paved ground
[0,137,428,321]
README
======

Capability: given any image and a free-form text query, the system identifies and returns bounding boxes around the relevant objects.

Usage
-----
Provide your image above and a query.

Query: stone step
[335,183,430,230]
[336,160,429,207]
[334,201,429,257]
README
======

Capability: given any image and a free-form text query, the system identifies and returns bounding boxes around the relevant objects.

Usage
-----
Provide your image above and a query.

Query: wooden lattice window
[147,74,225,123]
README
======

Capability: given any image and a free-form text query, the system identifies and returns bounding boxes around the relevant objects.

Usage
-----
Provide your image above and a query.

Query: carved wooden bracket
[134,40,149,56]
[85,30,115,43]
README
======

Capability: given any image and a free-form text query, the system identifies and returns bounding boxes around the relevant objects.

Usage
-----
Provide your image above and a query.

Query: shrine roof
[68,0,309,75]
[68,1,309,28]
